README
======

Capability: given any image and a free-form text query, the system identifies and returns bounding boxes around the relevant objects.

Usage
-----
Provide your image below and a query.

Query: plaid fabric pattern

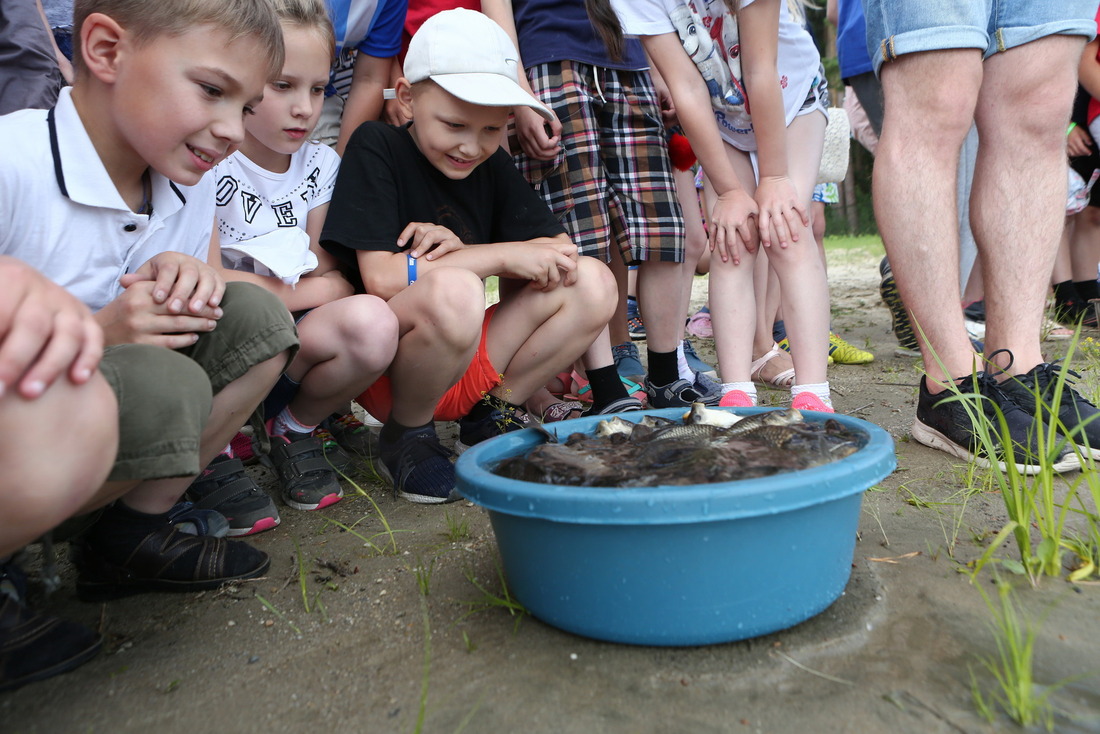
[512,61,684,263]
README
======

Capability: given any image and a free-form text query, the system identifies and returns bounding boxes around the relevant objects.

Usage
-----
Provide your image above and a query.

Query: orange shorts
[356,305,501,423]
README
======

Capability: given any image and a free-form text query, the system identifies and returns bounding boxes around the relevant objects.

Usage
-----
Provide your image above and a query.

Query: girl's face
[239,23,331,171]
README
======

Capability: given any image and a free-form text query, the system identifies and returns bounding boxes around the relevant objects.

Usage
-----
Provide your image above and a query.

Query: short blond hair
[73,0,285,78]
[273,0,335,57]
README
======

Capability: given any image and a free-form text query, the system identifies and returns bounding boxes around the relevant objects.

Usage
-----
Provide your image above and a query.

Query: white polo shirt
[0,87,215,312]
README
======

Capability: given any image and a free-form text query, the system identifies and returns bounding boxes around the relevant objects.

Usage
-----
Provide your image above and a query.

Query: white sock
[721,381,757,404]
[791,382,833,409]
[270,406,317,437]
[675,341,694,381]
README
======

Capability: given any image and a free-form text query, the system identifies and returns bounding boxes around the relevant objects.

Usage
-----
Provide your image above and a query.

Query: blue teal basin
[455,407,896,646]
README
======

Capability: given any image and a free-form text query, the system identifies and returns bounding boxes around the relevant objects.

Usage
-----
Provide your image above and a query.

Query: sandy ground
[4,242,1100,734]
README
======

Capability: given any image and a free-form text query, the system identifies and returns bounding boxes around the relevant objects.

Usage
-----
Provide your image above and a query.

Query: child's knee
[574,257,617,316]
[413,268,485,341]
[338,294,400,368]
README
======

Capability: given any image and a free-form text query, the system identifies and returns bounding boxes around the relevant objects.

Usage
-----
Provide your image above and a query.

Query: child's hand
[708,189,759,265]
[514,106,562,162]
[95,281,220,348]
[505,240,579,290]
[1068,125,1094,158]
[119,252,226,316]
[0,258,103,399]
[398,222,466,260]
[754,176,808,250]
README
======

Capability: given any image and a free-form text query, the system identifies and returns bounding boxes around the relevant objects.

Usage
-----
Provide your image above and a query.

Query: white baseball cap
[403,9,554,121]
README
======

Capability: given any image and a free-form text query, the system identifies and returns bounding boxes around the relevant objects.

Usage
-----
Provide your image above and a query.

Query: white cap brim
[432,72,555,122]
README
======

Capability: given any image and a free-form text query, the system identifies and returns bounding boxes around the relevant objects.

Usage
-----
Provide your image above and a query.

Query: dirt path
[4,242,1100,733]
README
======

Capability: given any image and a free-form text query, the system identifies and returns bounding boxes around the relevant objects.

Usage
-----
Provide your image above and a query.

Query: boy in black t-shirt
[322,9,618,503]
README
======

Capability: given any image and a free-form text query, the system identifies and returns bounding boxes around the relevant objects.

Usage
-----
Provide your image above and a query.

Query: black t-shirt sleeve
[321,123,405,263]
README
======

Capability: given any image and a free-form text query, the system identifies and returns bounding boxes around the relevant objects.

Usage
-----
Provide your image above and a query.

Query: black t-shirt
[321,121,566,291]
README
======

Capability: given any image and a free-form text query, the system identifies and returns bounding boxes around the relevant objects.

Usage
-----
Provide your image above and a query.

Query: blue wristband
[406,253,417,285]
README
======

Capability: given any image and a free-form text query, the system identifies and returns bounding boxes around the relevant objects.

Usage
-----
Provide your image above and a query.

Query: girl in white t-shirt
[599,0,833,412]
[211,0,398,522]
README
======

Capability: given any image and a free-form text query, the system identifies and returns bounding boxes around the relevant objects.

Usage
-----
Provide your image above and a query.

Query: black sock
[86,502,171,561]
[647,349,679,387]
[585,365,628,411]
[380,418,431,444]
[1053,280,1082,308]
[1074,279,1100,303]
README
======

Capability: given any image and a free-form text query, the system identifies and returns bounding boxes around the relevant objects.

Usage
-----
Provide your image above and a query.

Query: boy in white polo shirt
[0,0,300,690]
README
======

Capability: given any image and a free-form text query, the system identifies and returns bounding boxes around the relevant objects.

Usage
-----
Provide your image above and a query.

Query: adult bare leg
[875,49,983,390]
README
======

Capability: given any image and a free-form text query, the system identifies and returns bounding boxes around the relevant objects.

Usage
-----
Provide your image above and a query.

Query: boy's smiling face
[399,81,510,180]
[104,22,269,186]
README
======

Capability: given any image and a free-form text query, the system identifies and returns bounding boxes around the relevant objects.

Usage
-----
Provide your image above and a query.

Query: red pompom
[667,132,697,171]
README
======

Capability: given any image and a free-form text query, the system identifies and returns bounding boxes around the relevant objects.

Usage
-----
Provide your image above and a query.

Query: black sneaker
[186,455,280,537]
[378,425,460,504]
[321,411,378,462]
[879,256,920,356]
[268,430,344,511]
[645,377,707,409]
[911,373,1076,475]
[999,362,1100,461]
[581,396,644,417]
[0,561,101,692]
[71,522,272,601]
[455,399,529,453]
[691,371,723,406]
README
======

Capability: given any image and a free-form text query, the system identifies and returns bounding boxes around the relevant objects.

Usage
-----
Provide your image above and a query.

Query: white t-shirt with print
[214,142,340,285]
[611,0,819,151]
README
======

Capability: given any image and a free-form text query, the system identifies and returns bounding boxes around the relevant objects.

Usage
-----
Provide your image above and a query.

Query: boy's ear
[395,78,415,122]
[80,12,127,84]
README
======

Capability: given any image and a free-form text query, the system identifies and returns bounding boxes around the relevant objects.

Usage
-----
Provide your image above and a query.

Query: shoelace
[332,412,368,434]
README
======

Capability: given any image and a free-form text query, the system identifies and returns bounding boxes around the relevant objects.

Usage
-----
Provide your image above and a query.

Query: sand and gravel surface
[4,240,1100,733]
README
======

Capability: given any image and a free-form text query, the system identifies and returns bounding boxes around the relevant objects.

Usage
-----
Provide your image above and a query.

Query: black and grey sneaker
[691,370,723,406]
[320,411,378,464]
[581,396,644,417]
[612,341,645,385]
[999,362,1100,461]
[0,561,101,692]
[186,455,280,536]
[911,373,1076,475]
[645,377,707,409]
[455,399,529,453]
[268,430,344,511]
[378,425,460,504]
[879,256,920,357]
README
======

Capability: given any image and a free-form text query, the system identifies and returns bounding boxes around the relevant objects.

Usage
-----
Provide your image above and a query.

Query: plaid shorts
[512,61,684,264]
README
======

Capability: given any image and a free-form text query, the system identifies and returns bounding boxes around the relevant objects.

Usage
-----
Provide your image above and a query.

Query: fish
[725,407,803,436]
[594,415,636,438]
[683,402,744,428]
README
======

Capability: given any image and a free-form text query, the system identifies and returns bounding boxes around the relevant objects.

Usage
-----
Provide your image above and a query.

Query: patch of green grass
[442,511,470,542]
[458,557,527,631]
[822,233,885,255]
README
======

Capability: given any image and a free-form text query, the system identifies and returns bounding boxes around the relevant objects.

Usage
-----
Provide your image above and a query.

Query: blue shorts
[862,0,1098,74]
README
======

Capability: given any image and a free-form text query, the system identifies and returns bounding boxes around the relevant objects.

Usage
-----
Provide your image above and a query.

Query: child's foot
[686,306,712,338]
[71,520,271,601]
[456,398,528,453]
[828,333,874,365]
[378,425,460,504]
[269,430,344,511]
[627,296,646,340]
[718,389,754,408]
[791,392,835,414]
[185,455,280,537]
[321,411,379,462]
[0,560,102,692]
